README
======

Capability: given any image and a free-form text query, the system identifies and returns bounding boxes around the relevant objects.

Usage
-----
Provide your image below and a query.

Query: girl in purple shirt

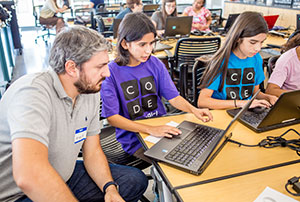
[101,12,212,162]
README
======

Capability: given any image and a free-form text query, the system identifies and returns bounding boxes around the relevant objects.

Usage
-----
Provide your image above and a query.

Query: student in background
[0,26,148,202]
[87,0,104,8]
[266,32,300,97]
[39,0,68,34]
[197,11,277,110]
[182,0,212,31]
[109,0,143,31]
[101,12,212,163]
[151,0,177,37]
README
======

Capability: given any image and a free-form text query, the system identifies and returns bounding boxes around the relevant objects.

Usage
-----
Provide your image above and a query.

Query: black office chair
[267,55,280,78]
[74,8,92,26]
[100,126,152,202]
[33,5,56,45]
[94,15,114,37]
[208,8,225,32]
[167,37,221,102]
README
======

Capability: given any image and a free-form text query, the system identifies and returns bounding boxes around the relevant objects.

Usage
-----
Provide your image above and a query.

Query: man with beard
[0,26,148,202]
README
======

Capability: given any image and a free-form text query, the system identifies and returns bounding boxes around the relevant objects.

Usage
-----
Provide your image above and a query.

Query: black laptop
[217,13,239,35]
[144,91,260,175]
[297,14,300,30]
[164,16,193,37]
[227,90,300,133]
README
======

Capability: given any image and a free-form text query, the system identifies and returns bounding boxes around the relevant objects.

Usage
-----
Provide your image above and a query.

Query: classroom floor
[12,28,156,202]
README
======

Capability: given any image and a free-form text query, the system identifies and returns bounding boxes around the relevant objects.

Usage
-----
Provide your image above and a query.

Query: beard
[74,75,106,94]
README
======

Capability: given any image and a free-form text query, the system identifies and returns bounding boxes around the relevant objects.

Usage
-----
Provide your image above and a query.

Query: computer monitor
[297,14,300,30]
[113,18,122,39]
[164,16,193,37]
[263,15,279,30]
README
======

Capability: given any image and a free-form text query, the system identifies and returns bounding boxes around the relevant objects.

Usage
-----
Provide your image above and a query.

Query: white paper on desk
[253,186,299,202]
[144,121,180,144]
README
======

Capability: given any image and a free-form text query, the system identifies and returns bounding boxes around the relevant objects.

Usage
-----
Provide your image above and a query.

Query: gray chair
[167,37,221,103]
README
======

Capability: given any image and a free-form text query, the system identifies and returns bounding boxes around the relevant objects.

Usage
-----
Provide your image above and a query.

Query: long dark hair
[200,11,268,91]
[281,31,300,53]
[115,12,157,66]
[161,0,177,28]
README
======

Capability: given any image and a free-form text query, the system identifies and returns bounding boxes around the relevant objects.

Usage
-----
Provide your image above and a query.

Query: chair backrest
[94,15,106,33]
[267,55,280,77]
[191,57,212,106]
[208,8,223,30]
[173,37,221,102]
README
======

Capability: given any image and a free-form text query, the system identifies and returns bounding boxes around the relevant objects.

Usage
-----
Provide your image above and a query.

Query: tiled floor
[13,28,155,202]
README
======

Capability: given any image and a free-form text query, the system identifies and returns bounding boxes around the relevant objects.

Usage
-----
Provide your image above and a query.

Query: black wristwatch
[103,181,119,194]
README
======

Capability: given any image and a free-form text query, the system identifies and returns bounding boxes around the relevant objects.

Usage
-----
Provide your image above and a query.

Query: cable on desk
[285,176,300,196]
[228,128,300,156]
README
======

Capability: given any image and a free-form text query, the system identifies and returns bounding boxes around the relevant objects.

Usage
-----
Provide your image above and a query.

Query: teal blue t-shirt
[207,52,265,100]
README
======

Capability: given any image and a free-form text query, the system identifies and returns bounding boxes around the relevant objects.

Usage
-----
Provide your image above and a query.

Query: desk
[137,111,300,201]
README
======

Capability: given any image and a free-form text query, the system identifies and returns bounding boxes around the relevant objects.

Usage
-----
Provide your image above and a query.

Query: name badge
[74,127,87,144]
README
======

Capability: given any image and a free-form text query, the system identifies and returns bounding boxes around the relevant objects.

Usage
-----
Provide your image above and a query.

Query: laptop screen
[297,14,300,30]
[263,15,279,30]
[224,14,239,32]
[164,16,193,37]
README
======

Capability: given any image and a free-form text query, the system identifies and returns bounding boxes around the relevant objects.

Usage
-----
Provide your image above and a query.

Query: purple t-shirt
[268,47,300,90]
[101,56,179,155]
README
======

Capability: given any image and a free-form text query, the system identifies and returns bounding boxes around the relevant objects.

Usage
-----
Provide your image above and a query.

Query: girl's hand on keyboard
[249,99,272,109]
[148,125,182,138]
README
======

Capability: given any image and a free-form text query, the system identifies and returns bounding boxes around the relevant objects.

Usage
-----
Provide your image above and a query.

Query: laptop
[113,18,122,39]
[143,4,159,12]
[263,15,279,30]
[226,90,300,133]
[164,16,193,37]
[144,91,260,175]
[217,13,239,35]
[297,14,300,30]
[152,41,173,53]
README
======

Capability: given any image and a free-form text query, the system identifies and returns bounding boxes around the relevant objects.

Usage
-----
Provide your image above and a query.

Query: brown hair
[115,12,157,66]
[161,0,177,28]
[281,31,300,53]
[126,0,141,9]
[200,11,268,91]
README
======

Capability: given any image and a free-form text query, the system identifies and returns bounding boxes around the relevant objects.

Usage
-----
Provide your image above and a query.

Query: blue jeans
[15,161,148,202]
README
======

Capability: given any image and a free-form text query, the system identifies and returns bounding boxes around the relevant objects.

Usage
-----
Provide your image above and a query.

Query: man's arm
[82,135,124,202]
[266,83,287,97]
[12,138,78,202]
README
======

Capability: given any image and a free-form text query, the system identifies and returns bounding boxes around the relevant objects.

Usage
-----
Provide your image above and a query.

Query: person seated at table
[197,11,277,110]
[109,0,143,31]
[39,0,68,34]
[101,12,212,163]
[151,0,177,37]
[266,32,300,97]
[182,0,212,32]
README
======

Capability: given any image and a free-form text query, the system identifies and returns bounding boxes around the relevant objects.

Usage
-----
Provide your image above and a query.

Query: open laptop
[217,13,239,35]
[144,91,260,175]
[263,15,279,30]
[297,14,300,30]
[227,90,300,133]
[143,4,159,12]
[152,40,173,53]
[113,18,122,39]
[164,16,193,37]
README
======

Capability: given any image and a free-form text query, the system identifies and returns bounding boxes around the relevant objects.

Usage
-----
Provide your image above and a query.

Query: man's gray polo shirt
[0,70,101,202]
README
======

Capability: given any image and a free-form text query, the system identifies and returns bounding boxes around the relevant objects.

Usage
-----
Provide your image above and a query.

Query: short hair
[126,0,141,9]
[49,26,111,74]
[115,12,157,66]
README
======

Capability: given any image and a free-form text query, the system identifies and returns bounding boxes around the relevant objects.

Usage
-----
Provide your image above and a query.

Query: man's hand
[191,108,213,122]
[104,186,125,202]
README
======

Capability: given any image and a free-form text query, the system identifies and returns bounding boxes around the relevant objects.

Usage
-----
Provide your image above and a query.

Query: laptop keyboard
[229,108,270,125]
[165,125,222,167]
